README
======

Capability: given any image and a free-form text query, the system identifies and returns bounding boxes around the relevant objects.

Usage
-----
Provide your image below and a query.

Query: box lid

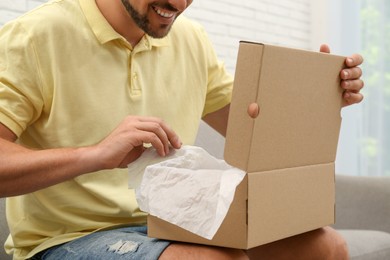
[224,42,345,172]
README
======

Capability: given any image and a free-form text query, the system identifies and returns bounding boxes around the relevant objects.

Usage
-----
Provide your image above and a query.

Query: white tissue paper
[128,145,246,240]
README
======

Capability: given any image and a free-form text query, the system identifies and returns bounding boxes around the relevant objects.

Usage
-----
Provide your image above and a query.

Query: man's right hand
[0,116,181,197]
[93,116,182,169]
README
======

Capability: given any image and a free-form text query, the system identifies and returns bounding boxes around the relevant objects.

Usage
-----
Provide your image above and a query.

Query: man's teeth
[154,7,174,18]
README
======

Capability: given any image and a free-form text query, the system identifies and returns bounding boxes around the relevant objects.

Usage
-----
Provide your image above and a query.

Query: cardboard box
[147,42,345,249]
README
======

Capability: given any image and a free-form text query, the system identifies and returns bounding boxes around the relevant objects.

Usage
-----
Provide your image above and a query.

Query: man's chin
[146,24,173,38]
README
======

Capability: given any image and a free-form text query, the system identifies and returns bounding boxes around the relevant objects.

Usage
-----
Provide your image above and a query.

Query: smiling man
[0,0,364,259]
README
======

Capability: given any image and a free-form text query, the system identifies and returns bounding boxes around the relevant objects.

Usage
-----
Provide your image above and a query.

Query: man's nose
[166,0,192,12]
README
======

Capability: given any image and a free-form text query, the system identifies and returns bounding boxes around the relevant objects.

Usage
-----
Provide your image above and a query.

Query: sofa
[333,174,390,259]
[1,174,389,259]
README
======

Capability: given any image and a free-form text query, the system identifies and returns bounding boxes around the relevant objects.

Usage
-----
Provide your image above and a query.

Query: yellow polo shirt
[0,0,233,259]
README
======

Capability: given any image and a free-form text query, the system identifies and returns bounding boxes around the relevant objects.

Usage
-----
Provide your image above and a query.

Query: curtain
[358,0,390,176]
[331,0,389,176]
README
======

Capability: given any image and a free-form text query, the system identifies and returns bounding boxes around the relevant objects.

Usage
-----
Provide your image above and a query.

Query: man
[0,0,364,259]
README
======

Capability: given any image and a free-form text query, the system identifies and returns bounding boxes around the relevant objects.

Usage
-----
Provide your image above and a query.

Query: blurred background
[0,0,388,176]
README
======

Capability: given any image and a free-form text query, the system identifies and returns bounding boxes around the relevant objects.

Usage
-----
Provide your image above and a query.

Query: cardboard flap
[224,43,264,171]
[225,42,345,172]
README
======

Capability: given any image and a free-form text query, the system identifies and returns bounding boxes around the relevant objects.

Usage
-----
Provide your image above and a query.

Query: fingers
[343,91,364,106]
[341,78,364,91]
[340,66,363,80]
[128,116,182,157]
[340,53,364,106]
[138,117,182,149]
[97,116,182,169]
[345,53,364,67]
[341,54,363,83]
[318,45,364,107]
[135,119,181,156]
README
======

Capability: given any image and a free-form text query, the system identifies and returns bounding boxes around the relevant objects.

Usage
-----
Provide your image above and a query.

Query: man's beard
[121,0,176,38]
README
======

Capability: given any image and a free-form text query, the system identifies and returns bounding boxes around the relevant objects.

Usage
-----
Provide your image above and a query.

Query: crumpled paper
[128,145,246,240]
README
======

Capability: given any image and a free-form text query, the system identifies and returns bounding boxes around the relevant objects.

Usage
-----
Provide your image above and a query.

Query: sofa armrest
[333,174,390,233]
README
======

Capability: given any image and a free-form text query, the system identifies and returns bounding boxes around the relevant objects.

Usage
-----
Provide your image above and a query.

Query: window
[313,0,389,176]
[359,0,390,176]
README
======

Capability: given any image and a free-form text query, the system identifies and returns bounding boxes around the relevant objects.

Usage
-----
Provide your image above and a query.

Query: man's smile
[152,5,175,18]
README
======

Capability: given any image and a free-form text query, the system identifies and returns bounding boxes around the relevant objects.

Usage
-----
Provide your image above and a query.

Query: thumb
[119,145,145,168]
[320,44,330,53]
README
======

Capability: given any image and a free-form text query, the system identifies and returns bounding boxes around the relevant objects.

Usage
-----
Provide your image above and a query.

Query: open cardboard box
[147,42,346,249]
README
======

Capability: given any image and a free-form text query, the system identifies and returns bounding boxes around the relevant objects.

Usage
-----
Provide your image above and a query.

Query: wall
[186,0,311,73]
[0,0,313,158]
[0,0,312,74]
[0,0,46,24]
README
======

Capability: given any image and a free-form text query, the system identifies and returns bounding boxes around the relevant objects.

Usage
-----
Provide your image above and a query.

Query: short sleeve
[197,27,234,117]
[0,21,44,136]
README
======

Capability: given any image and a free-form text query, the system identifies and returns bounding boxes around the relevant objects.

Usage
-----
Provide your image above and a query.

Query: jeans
[30,226,170,260]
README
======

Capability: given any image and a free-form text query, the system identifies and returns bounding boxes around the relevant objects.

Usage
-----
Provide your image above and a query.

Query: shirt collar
[78,0,169,48]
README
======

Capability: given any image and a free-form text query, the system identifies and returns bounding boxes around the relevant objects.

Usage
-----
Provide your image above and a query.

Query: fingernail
[176,137,182,147]
[347,58,353,64]
[343,71,349,78]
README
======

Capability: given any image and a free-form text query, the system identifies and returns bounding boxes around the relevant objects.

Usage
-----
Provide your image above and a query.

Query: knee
[247,226,348,260]
[159,243,248,260]
[320,227,349,260]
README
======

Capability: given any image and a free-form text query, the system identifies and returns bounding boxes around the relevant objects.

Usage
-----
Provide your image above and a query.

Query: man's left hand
[320,44,364,106]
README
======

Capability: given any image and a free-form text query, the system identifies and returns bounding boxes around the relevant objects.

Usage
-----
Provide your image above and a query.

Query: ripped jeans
[30,226,170,260]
